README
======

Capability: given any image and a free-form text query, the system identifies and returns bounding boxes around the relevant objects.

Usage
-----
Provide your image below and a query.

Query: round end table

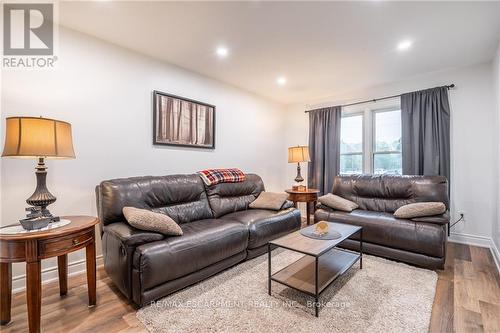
[285,188,320,225]
[0,216,99,333]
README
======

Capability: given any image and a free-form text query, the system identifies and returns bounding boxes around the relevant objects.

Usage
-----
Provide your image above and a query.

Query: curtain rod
[304,84,455,113]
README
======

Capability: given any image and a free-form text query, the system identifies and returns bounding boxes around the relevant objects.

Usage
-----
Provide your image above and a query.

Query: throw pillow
[318,193,359,212]
[122,207,183,236]
[249,192,289,211]
[393,202,446,219]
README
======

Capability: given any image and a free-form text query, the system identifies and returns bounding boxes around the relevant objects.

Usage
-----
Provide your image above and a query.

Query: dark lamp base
[19,207,60,230]
[20,218,50,230]
[294,162,305,183]
[19,158,59,230]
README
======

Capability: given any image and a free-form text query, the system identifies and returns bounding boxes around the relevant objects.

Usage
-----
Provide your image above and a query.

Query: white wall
[493,44,500,252]
[1,28,288,288]
[285,63,498,243]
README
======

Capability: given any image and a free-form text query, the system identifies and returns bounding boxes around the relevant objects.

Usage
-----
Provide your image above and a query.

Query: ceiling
[58,1,500,104]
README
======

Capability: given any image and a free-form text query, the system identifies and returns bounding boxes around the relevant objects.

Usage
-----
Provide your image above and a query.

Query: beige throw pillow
[318,194,358,212]
[123,207,183,236]
[393,202,446,219]
[249,192,289,211]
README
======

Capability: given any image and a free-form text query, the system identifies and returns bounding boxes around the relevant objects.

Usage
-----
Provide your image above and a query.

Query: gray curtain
[401,86,450,182]
[307,106,342,195]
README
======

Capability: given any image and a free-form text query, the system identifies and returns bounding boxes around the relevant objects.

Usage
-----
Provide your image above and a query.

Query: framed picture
[153,90,215,149]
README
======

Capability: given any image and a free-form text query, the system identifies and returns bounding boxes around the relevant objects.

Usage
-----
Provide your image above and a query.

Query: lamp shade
[288,145,310,163]
[2,117,75,158]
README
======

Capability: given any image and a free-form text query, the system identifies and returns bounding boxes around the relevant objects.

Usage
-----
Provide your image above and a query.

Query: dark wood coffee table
[268,222,362,317]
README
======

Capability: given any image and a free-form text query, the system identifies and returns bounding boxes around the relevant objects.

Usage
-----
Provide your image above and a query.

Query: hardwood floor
[1,242,499,332]
[430,242,500,332]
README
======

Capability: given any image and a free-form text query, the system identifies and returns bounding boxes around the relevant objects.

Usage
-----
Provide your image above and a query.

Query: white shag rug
[137,250,437,333]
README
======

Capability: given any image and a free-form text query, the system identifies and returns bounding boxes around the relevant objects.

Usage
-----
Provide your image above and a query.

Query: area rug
[137,250,437,333]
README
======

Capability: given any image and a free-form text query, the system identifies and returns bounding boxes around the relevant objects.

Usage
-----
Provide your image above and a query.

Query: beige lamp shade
[2,117,75,158]
[288,145,310,163]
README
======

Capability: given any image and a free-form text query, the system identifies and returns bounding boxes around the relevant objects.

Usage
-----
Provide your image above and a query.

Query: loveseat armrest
[316,203,335,211]
[411,211,450,225]
[104,222,165,246]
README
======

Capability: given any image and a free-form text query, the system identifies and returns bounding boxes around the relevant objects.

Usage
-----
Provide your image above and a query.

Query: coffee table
[268,222,362,317]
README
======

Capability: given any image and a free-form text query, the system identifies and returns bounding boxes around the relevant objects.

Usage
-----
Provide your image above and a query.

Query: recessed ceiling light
[276,76,287,86]
[216,46,229,58]
[397,40,413,51]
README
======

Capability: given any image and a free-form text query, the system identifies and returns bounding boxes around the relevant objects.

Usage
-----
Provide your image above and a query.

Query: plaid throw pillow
[198,168,246,186]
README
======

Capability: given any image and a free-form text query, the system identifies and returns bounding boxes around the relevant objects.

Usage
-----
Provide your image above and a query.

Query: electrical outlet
[449,210,466,233]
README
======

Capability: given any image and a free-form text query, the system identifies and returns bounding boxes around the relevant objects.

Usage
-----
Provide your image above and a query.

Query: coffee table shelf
[268,222,363,317]
[271,249,360,296]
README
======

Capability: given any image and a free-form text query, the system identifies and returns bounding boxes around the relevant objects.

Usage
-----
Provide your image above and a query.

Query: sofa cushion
[205,174,265,218]
[249,192,288,211]
[394,202,446,219]
[98,174,213,226]
[314,208,445,258]
[133,219,248,290]
[220,208,301,249]
[123,207,183,236]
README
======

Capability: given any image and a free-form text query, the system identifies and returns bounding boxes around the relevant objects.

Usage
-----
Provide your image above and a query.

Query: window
[340,107,402,175]
[373,110,402,175]
[340,114,363,174]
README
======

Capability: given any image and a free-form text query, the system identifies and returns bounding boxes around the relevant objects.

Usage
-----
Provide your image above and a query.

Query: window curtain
[401,86,451,182]
[307,106,342,195]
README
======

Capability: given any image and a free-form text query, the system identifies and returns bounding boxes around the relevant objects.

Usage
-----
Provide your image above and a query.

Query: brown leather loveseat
[314,175,449,269]
[95,173,301,306]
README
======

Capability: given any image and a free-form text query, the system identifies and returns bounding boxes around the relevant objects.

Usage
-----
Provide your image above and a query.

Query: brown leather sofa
[95,173,301,306]
[314,175,449,269]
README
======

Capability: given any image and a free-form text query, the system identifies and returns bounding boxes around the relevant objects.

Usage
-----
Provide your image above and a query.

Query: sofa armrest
[101,222,164,300]
[316,203,335,211]
[103,222,165,246]
[411,211,450,225]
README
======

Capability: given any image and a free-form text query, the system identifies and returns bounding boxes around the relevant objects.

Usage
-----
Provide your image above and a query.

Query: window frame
[339,99,402,175]
[371,108,402,174]
[339,112,364,175]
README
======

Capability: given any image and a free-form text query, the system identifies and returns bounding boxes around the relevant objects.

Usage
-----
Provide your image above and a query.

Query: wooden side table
[0,216,99,333]
[285,188,320,225]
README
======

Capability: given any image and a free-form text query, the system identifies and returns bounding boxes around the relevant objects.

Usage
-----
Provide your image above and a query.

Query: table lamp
[2,116,75,230]
[288,145,310,190]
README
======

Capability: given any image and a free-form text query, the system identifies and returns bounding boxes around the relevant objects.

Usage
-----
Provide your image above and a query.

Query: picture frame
[153,90,215,149]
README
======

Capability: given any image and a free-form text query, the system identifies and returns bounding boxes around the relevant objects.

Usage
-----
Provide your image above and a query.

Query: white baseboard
[12,255,104,294]
[449,232,500,274]
[449,231,492,248]
[490,239,500,274]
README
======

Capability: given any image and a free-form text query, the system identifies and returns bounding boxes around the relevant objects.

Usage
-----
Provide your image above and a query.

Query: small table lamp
[288,145,310,188]
[2,116,75,230]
